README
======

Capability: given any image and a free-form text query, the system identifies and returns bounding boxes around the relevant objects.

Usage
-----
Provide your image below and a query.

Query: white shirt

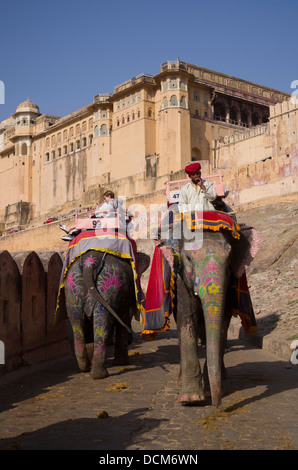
[178,179,217,212]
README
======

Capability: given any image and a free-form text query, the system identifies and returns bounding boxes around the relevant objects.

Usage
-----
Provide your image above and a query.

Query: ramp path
[0,319,297,451]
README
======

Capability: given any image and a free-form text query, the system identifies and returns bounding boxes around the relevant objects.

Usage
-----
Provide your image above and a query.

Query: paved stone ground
[0,318,297,451]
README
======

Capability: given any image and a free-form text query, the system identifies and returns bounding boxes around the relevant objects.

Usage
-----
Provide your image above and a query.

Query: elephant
[64,250,149,379]
[157,211,258,408]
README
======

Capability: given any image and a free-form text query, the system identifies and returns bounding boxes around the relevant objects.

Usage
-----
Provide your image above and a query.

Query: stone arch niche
[13,251,47,365]
[0,250,21,372]
[37,251,69,359]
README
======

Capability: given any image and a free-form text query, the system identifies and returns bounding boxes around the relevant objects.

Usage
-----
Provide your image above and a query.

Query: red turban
[185,162,201,175]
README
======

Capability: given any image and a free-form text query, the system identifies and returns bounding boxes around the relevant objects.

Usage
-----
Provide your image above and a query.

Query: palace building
[0,59,291,232]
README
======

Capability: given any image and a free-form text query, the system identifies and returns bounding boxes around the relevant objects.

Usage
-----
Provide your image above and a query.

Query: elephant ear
[230,224,263,278]
[137,252,151,276]
[154,212,182,272]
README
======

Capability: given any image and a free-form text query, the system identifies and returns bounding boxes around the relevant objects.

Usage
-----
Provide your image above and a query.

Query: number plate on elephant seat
[75,210,121,231]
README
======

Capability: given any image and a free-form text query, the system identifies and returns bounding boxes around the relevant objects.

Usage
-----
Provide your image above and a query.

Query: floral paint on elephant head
[182,245,227,341]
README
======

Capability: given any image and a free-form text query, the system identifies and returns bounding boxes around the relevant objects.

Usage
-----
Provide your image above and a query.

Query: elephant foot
[91,366,109,380]
[179,392,205,405]
[76,357,91,373]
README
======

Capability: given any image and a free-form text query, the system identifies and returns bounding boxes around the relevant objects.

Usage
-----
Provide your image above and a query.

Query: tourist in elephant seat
[59,190,121,241]
[178,162,217,213]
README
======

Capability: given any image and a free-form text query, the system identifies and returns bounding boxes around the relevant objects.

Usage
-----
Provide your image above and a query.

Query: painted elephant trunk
[195,242,231,407]
[202,303,224,407]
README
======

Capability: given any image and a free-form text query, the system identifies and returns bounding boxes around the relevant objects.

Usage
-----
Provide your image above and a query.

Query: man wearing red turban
[178,162,217,212]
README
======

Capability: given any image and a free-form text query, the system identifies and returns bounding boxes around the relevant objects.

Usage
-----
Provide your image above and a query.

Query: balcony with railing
[113,73,155,94]
[93,93,112,104]
[160,60,188,73]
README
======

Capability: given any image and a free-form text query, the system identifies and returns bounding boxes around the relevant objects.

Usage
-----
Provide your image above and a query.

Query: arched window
[230,106,239,124]
[100,124,108,136]
[170,95,178,106]
[214,102,226,122]
[148,108,152,118]
[63,145,67,155]
[45,152,50,163]
[122,116,125,124]
[163,97,168,109]
[252,112,261,126]
[132,112,135,120]
[89,135,93,145]
[76,140,80,150]
[70,143,74,153]
[21,143,27,155]
[137,110,140,118]
[51,150,55,160]
[94,125,99,137]
[241,110,249,127]
[127,115,130,123]
[58,148,61,157]
[82,137,87,147]
[180,96,186,108]
[117,119,120,127]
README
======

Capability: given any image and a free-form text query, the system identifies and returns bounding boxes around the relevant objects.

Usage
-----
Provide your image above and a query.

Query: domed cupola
[12,98,41,125]
[15,98,40,115]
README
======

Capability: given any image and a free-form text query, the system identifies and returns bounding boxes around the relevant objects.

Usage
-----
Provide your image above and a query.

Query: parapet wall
[0,250,69,375]
[221,151,298,208]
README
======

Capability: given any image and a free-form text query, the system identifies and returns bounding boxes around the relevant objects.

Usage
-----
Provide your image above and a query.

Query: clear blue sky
[0,0,297,121]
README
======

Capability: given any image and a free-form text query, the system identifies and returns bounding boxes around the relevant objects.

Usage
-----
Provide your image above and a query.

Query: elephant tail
[83,260,133,336]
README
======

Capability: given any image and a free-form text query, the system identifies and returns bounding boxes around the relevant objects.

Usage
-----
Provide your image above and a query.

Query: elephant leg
[91,303,114,379]
[114,321,130,365]
[177,277,205,404]
[69,309,91,372]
